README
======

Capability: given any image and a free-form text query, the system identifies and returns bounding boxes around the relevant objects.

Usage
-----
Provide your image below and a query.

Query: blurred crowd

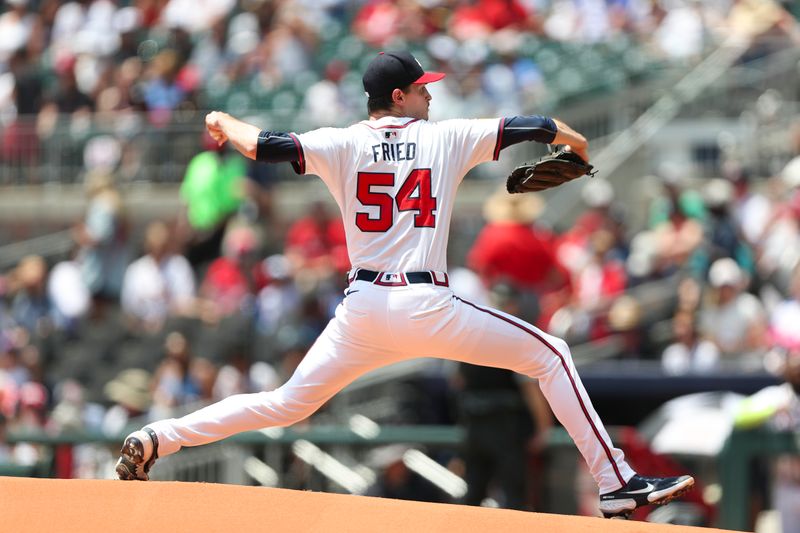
[0,143,352,471]
[2,124,800,477]
[0,0,798,182]
[469,134,800,376]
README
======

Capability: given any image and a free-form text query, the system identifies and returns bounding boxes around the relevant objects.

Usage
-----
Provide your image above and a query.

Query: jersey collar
[359,117,421,130]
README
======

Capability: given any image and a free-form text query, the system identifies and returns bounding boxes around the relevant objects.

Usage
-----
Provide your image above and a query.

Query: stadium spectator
[648,163,706,228]
[565,178,618,248]
[757,177,800,283]
[352,1,411,47]
[199,223,261,321]
[102,368,152,436]
[7,380,47,466]
[160,0,236,34]
[651,190,705,278]
[0,409,37,467]
[142,50,189,125]
[0,412,11,462]
[701,177,754,274]
[365,444,447,503]
[45,57,93,115]
[468,189,570,300]
[8,255,51,336]
[121,220,196,332]
[725,163,773,248]
[255,254,301,338]
[448,0,531,41]
[701,258,767,358]
[0,0,39,63]
[661,310,720,375]
[456,282,553,510]
[571,229,628,340]
[769,264,800,349]
[652,0,705,60]
[150,332,204,419]
[47,252,90,333]
[7,47,44,117]
[72,172,130,307]
[284,200,349,279]
[261,7,318,83]
[178,134,247,267]
[606,295,647,360]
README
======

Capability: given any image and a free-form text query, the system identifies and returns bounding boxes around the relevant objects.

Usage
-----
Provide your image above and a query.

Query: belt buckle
[374,272,407,286]
[431,271,449,287]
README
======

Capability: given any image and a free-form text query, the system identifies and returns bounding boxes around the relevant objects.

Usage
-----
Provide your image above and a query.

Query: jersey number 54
[355,169,437,232]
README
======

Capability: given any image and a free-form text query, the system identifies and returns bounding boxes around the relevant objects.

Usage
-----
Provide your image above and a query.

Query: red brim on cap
[414,71,446,84]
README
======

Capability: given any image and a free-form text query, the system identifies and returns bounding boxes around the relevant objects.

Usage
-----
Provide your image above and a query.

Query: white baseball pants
[147,280,635,493]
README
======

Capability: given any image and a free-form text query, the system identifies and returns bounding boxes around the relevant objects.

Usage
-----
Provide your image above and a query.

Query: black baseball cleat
[599,474,695,519]
[115,427,159,481]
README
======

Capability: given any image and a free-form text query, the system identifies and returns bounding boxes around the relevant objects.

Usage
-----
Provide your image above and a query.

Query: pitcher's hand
[205,111,228,146]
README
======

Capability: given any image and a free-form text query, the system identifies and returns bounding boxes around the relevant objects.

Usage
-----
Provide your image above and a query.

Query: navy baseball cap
[362,51,446,99]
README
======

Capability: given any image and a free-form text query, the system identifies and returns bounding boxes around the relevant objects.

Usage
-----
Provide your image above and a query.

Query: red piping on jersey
[360,118,421,130]
[455,295,628,488]
[288,133,305,174]
[493,118,506,161]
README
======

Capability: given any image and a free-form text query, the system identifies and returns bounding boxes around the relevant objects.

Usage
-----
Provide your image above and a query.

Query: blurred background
[0,0,799,530]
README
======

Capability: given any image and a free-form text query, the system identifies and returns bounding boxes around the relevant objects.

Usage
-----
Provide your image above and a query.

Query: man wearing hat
[118,50,693,518]
[701,258,767,356]
[468,190,571,327]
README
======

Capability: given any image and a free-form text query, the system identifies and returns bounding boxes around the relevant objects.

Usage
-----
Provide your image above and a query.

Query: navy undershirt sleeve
[255,130,303,173]
[498,115,557,151]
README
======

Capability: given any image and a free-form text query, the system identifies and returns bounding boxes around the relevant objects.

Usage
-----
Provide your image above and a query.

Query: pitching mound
[0,477,732,532]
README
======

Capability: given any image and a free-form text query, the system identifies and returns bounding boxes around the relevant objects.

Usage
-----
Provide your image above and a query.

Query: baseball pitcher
[116,51,693,519]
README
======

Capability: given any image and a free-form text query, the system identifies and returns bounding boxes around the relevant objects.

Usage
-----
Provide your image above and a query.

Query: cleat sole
[602,477,695,519]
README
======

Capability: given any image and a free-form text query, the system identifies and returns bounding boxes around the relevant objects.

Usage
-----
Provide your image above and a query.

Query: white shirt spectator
[161,0,236,33]
[653,3,705,59]
[0,4,36,62]
[121,254,195,325]
[771,299,800,347]
[702,292,766,354]
[662,340,720,375]
[48,260,90,325]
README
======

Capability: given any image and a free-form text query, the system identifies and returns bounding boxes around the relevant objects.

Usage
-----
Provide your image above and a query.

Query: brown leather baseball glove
[506,148,597,194]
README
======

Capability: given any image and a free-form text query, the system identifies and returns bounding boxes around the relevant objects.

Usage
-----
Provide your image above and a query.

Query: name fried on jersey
[371,140,417,163]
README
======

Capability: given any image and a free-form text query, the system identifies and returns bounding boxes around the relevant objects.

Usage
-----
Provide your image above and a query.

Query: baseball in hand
[205,111,228,146]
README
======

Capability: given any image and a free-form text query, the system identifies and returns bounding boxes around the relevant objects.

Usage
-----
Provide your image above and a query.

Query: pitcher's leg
[147,321,395,457]
[444,297,635,494]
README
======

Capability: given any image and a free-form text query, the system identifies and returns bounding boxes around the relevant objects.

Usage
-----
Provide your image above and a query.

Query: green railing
[7,424,467,448]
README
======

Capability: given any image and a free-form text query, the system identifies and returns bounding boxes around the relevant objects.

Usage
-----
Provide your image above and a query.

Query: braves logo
[375,272,407,286]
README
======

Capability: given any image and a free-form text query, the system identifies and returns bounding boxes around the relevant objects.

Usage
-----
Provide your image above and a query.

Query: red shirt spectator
[468,191,571,293]
[450,0,530,39]
[285,201,349,274]
[352,1,403,47]
[200,225,261,317]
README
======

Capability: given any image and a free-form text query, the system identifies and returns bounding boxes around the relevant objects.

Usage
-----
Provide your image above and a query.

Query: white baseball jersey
[293,116,502,272]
